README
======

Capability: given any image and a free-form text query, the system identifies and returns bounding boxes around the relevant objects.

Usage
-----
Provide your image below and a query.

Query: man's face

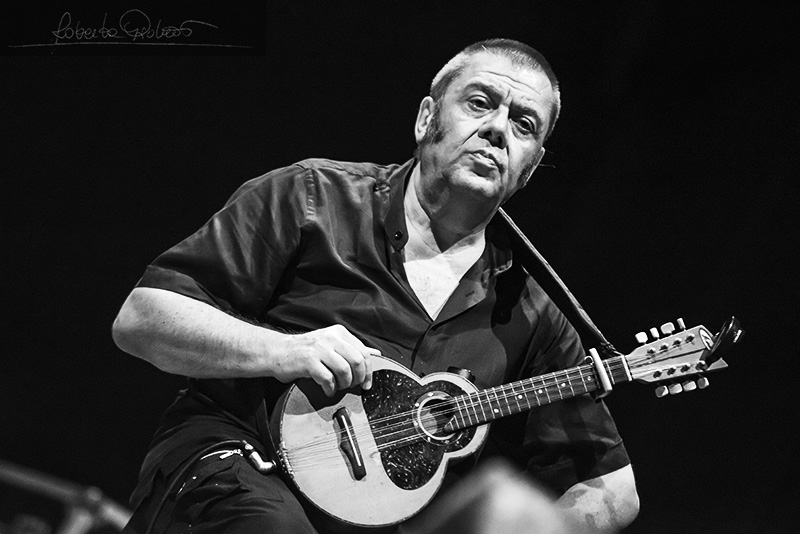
[416,51,555,209]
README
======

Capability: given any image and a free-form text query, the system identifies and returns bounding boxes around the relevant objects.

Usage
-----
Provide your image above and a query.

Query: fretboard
[444,356,630,432]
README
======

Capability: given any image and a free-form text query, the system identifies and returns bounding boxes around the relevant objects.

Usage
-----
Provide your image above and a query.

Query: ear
[533,146,545,167]
[414,96,435,144]
[519,147,545,188]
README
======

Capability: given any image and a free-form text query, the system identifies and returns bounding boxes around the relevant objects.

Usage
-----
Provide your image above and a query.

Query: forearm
[112,287,279,378]
[112,287,376,395]
[555,465,639,534]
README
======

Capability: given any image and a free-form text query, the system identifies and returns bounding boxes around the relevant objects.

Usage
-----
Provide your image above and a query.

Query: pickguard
[362,369,475,490]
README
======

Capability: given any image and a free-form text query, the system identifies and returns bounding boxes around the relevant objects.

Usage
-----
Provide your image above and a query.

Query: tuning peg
[649,327,660,339]
[660,322,675,336]
[668,383,683,395]
[696,377,709,389]
[681,380,697,392]
[676,318,686,331]
[635,332,649,345]
[655,385,669,398]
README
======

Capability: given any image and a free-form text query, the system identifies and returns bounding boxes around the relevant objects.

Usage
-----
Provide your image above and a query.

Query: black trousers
[123,452,321,534]
[122,451,568,534]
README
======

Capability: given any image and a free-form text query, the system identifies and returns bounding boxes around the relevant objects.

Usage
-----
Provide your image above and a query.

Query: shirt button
[394,231,403,240]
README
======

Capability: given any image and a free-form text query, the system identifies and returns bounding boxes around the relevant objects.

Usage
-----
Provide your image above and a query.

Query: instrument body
[273,357,487,528]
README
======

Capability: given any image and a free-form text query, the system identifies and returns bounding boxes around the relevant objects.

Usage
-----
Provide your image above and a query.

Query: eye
[514,117,538,137]
[466,96,491,112]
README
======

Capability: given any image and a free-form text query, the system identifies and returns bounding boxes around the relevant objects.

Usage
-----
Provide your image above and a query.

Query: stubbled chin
[450,169,504,200]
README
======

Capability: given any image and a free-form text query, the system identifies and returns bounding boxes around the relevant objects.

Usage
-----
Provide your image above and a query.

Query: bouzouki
[270,317,742,529]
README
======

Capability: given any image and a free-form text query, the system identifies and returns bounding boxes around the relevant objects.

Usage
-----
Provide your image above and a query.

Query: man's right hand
[271,325,378,396]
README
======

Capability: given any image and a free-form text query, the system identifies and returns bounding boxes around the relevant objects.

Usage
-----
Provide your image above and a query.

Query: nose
[478,107,509,149]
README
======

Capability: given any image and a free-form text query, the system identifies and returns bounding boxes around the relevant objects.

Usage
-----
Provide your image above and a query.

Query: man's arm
[112,286,375,395]
[556,464,639,533]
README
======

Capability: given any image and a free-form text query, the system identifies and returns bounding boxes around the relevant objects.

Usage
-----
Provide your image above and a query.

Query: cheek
[512,145,540,174]
[506,151,527,177]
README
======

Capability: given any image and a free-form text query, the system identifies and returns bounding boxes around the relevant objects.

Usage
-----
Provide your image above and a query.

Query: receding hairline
[429,39,562,140]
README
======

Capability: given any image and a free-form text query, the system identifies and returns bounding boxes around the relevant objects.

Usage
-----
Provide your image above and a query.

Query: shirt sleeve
[136,164,309,319]
[486,295,631,495]
[526,305,630,494]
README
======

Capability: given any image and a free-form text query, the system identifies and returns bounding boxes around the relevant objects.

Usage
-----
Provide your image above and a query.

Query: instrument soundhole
[415,392,458,443]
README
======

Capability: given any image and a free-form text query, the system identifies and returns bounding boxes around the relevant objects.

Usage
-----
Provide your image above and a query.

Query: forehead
[448,51,554,110]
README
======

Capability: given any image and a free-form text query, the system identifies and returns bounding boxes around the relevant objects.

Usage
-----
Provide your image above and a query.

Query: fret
[495,385,509,414]
[510,382,526,411]
[468,391,478,424]
[576,367,587,394]
[525,380,538,408]
[491,388,503,417]
[537,376,551,404]
[455,395,471,428]
[555,372,567,400]
[468,392,481,424]
[481,389,490,420]
[518,379,535,408]
[530,379,540,405]
[604,361,616,384]
[578,365,593,395]
[566,371,577,397]
[478,391,491,423]
[540,377,552,401]
[542,375,553,403]
[449,359,627,432]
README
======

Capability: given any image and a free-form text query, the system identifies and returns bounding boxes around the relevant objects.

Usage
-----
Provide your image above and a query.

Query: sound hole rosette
[413,391,461,445]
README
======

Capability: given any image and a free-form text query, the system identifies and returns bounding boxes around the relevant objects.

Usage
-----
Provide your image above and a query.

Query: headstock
[625,317,743,397]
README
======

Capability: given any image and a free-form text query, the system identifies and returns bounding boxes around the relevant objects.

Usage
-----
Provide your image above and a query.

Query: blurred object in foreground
[0,459,130,534]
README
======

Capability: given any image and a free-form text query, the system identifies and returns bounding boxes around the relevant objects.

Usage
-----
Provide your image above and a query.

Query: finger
[322,349,355,392]
[340,344,381,390]
[339,345,367,387]
[361,348,380,390]
[330,331,373,387]
[321,325,379,390]
[308,362,337,397]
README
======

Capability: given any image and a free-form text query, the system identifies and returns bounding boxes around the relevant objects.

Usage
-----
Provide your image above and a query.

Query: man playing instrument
[113,39,639,533]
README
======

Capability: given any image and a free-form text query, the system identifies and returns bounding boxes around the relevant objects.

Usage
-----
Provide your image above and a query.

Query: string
[285,342,702,470]
[283,360,631,469]
[294,360,628,458]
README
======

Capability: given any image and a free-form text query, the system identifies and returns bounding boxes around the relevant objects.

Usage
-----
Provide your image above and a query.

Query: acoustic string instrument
[270,317,743,529]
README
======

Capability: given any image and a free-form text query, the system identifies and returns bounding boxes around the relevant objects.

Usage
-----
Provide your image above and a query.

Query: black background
[2,1,798,532]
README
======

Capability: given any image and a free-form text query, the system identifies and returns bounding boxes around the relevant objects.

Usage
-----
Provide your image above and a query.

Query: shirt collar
[381,159,413,252]
[379,158,514,277]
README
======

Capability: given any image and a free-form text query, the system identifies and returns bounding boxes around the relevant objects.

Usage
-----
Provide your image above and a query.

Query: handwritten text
[51,10,218,45]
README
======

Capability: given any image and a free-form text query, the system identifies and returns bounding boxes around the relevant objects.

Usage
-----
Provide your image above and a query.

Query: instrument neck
[445,356,629,431]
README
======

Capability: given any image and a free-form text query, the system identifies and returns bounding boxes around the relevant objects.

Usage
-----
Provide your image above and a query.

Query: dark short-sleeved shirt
[132,158,629,505]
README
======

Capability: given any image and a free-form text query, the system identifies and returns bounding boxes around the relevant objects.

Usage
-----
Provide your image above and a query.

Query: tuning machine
[655,377,709,398]
[636,318,687,344]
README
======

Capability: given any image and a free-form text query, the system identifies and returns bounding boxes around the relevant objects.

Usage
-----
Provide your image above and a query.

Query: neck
[441,355,631,433]
[410,164,491,251]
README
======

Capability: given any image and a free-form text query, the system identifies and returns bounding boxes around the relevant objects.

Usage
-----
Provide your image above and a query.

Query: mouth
[470,151,504,174]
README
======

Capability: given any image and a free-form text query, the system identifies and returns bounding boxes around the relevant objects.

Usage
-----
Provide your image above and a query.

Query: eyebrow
[462,81,546,133]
